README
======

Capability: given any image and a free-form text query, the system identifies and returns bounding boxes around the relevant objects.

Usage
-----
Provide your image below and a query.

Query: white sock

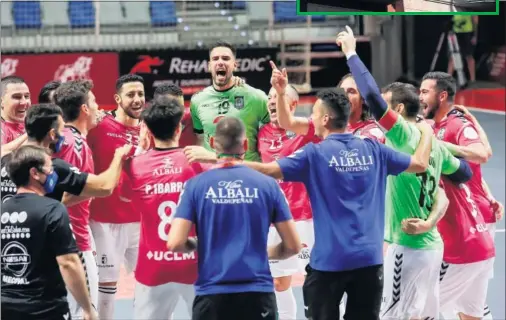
[483,305,493,320]
[275,287,297,320]
[339,294,346,320]
[98,285,117,320]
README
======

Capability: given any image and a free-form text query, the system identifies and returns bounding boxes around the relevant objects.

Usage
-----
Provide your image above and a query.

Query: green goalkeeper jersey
[384,114,461,250]
[190,84,270,162]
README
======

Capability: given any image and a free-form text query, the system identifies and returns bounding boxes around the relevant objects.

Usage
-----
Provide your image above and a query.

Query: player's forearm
[58,254,94,314]
[62,193,90,207]
[268,242,299,260]
[346,53,388,120]
[1,133,27,156]
[81,154,123,197]
[442,141,488,164]
[276,92,309,135]
[426,188,449,227]
[470,116,492,158]
[243,161,284,180]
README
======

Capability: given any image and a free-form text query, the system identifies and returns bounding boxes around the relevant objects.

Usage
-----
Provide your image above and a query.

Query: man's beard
[425,100,440,120]
[120,104,141,120]
[213,74,232,87]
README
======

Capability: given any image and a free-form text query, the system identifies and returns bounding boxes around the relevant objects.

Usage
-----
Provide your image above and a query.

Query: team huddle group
[0,27,503,320]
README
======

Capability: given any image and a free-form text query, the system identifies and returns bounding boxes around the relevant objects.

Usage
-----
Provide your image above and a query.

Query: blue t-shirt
[277,133,411,272]
[175,164,292,295]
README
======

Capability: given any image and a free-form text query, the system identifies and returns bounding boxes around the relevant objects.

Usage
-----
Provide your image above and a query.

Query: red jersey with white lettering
[434,110,495,264]
[87,115,141,223]
[1,118,25,144]
[124,147,205,286]
[179,108,197,147]
[257,119,320,221]
[434,109,495,224]
[54,126,95,251]
[348,119,386,143]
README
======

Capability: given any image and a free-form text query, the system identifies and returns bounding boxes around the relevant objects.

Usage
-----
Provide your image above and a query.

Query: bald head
[213,117,246,154]
[285,84,299,103]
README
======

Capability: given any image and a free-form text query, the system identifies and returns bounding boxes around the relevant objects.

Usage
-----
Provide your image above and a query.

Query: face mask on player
[50,133,65,153]
[37,168,59,194]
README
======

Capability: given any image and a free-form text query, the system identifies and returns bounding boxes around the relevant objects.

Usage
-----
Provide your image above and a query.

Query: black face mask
[49,132,65,153]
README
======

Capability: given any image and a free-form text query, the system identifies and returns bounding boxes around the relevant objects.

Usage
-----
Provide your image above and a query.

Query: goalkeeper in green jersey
[338,26,473,319]
[189,40,270,162]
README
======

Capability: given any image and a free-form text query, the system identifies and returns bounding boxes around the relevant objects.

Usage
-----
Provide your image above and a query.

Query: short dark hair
[382,82,420,119]
[116,74,144,93]
[25,104,63,142]
[209,40,237,57]
[38,81,61,103]
[214,117,245,153]
[1,76,26,96]
[141,95,183,141]
[54,80,93,122]
[422,72,457,100]
[6,145,48,187]
[316,88,350,130]
[154,84,183,98]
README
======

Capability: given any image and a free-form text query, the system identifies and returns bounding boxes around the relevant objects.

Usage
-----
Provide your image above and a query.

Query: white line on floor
[472,107,506,115]
[496,228,505,233]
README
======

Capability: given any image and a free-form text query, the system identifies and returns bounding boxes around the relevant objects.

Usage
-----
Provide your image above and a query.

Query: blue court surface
[114,110,506,320]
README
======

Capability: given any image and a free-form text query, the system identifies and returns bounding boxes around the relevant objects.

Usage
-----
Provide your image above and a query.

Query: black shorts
[456,32,475,57]
[303,264,383,320]
[192,291,277,320]
[1,309,71,320]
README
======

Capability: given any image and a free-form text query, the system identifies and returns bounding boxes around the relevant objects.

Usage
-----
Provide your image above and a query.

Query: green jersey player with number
[190,41,270,162]
[340,26,473,320]
[378,83,472,320]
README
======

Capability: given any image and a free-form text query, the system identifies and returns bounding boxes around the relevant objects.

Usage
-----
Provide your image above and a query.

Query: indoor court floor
[114,101,506,320]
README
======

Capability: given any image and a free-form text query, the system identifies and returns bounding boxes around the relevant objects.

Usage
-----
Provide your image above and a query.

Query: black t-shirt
[1,193,79,318]
[1,155,89,203]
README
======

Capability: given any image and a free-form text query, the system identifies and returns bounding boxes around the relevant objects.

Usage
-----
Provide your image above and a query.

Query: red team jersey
[257,119,320,221]
[434,110,495,264]
[87,115,141,223]
[347,119,386,143]
[1,118,25,144]
[54,126,95,251]
[124,148,205,286]
[179,108,197,147]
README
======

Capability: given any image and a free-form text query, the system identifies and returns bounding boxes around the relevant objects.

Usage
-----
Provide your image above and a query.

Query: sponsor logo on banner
[0,53,119,107]
[121,48,277,98]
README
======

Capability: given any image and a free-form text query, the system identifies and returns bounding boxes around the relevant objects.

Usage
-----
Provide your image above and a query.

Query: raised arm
[337,26,388,121]
[270,61,310,135]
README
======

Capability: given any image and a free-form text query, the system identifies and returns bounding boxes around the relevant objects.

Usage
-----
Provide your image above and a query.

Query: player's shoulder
[447,109,474,127]
[190,86,213,103]
[240,84,268,100]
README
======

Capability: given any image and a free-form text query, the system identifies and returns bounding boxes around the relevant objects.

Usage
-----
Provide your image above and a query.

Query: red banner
[1,52,119,107]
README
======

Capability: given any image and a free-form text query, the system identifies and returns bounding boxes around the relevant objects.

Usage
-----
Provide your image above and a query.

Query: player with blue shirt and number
[167,116,302,320]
